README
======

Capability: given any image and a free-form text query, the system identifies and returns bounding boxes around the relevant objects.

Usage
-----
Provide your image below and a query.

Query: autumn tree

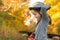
[44,0,60,34]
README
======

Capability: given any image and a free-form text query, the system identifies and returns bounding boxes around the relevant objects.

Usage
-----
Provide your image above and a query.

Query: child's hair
[49,16,51,24]
[29,7,41,15]
[29,7,41,11]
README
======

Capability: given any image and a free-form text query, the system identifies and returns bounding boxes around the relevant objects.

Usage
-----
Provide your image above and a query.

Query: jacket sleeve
[41,7,50,22]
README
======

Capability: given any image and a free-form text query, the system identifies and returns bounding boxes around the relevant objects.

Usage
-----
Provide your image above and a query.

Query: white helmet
[29,0,50,10]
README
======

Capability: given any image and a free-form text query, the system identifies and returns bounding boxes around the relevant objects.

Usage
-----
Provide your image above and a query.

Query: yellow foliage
[3,0,11,5]
[45,0,60,34]
[1,0,60,34]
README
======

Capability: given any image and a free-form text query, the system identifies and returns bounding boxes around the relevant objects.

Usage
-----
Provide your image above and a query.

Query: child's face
[30,10,41,20]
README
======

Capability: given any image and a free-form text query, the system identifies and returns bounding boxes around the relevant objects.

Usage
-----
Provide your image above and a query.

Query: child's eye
[33,13,36,15]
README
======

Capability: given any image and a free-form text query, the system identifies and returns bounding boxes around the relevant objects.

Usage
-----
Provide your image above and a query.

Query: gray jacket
[34,7,50,40]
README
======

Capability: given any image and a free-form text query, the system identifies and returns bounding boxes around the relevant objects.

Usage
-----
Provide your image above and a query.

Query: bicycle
[19,30,60,40]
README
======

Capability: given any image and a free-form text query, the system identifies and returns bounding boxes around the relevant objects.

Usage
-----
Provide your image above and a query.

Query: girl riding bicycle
[28,2,51,40]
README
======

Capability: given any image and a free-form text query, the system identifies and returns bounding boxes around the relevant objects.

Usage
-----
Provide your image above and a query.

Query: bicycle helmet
[29,2,50,10]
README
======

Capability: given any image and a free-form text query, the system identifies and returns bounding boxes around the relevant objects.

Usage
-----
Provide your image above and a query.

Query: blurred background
[0,0,60,40]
